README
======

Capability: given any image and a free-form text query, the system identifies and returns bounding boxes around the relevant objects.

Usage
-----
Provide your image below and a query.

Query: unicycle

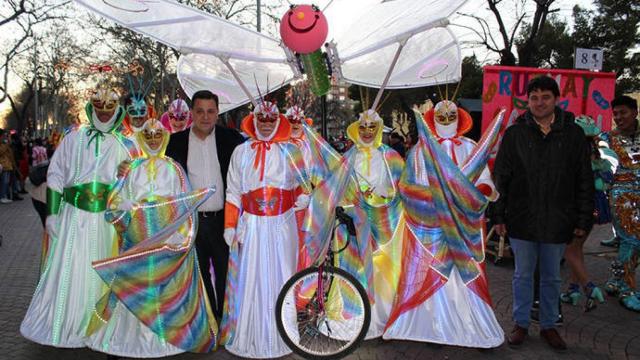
[275,206,371,359]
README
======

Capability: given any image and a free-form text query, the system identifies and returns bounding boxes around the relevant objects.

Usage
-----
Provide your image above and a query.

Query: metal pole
[256,0,261,33]
[33,38,39,137]
[321,94,327,139]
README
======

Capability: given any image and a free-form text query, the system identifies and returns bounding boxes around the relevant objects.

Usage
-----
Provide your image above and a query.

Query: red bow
[438,137,462,165]
[251,141,272,181]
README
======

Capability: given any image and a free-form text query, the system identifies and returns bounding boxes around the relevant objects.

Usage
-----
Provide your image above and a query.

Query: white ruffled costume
[20,101,136,348]
[220,102,310,358]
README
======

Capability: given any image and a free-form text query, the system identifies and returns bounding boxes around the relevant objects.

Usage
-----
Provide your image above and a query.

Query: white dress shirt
[188,128,225,211]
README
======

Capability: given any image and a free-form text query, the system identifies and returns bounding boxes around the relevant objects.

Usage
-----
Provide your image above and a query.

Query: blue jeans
[510,238,566,329]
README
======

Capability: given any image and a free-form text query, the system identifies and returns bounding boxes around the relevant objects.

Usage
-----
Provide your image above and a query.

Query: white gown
[351,148,396,340]
[20,123,134,348]
[382,146,504,348]
[84,159,183,357]
[224,141,302,358]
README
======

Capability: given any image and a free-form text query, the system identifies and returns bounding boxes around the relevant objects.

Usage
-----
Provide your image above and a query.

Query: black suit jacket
[165,125,245,192]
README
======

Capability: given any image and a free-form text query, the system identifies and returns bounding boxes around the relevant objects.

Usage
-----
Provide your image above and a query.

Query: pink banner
[481,66,616,132]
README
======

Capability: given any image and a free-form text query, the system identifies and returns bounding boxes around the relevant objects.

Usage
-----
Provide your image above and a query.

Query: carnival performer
[602,95,640,312]
[286,105,341,268]
[560,115,615,310]
[160,98,192,133]
[84,119,218,357]
[425,100,497,200]
[220,100,311,358]
[122,92,155,139]
[20,87,137,348]
[383,108,505,348]
[301,109,405,340]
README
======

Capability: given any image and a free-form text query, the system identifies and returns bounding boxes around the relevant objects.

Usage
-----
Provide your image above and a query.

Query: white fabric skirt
[84,302,183,358]
[225,211,298,359]
[21,207,115,348]
[383,267,504,348]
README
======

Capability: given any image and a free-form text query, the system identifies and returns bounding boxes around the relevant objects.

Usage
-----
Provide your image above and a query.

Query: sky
[0,0,595,120]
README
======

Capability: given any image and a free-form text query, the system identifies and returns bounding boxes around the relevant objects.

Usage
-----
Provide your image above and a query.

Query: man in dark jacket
[493,76,594,350]
[165,90,245,318]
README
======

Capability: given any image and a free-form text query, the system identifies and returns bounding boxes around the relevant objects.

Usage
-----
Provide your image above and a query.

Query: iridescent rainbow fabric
[300,144,404,301]
[386,109,505,329]
[90,157,218,353]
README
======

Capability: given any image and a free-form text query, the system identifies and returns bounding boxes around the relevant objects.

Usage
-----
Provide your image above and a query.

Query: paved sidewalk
[0,197,638,360]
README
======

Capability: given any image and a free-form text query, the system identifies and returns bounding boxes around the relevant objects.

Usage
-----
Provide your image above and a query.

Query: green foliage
[571,1,640,94]
[515,15,574,69]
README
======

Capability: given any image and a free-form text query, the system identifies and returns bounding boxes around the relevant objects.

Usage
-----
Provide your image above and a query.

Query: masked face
[169,113,188,131]
[256,113,278,137]
[92,88,119,123]
[435,101,458,126]
[126,97,149,128]
[358,122,379,144]
[142,128,164,151]
[288,116,303,136]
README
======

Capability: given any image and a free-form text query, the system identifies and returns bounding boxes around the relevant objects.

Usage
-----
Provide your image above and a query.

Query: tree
[572,1,640,94]
[514,14,574,69]
[0,0,69,104]
[458,0,560,66]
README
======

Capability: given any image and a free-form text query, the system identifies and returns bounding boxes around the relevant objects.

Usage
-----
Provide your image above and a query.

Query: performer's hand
[224,228,236,247]
[45,215,59,240]
[117,160,132,178]
[494,224,507,237]
[293,194,311,211]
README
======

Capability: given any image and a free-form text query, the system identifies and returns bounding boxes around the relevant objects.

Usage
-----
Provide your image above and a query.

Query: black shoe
[530,301,540,323]
[12,193,23,201]
[18,189,28,194]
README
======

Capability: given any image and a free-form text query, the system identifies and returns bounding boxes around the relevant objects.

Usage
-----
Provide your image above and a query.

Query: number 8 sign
[575,48,604,71]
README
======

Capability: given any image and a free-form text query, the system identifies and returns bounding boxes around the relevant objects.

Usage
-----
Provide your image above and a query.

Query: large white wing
[323,0,468,87]
[74,0,296,113]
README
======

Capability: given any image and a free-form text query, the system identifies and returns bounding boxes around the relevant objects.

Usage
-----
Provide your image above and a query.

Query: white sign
[575,48,604,71]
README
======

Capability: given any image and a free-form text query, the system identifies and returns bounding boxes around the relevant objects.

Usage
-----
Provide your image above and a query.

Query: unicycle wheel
[275,266,370,359]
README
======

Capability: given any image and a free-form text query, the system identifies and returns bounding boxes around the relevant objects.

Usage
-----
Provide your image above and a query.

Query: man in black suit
[165,90,244,318]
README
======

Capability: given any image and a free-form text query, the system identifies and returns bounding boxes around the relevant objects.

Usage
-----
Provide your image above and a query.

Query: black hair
[527,76,560,98]
[191,90,219,109]
[390,132,404,141]
[611,95,638,111]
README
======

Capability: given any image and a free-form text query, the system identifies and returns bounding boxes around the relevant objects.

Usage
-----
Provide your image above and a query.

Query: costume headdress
[160,99,192,132]
[124,60,156,131]
[347,109,384,148]
[136,118,169,158]
[424,95,472,140]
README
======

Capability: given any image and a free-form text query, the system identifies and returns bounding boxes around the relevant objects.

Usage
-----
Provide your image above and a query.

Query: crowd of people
[6,74,639,359]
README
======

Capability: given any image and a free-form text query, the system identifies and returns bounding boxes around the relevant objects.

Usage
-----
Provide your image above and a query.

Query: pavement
[0,196,638,360]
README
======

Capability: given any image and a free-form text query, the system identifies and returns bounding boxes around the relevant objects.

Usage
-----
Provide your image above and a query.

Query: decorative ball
[279,4,328,54]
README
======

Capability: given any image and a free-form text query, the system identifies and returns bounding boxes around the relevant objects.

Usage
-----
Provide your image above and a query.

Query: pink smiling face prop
[280,4,328,54]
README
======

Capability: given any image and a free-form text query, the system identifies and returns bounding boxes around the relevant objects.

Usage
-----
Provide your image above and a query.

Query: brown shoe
[507,325,528,346]
[540,328,567,351]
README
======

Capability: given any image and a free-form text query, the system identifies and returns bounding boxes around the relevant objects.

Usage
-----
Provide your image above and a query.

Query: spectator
[0,129,16,204]
[493,76,594,350]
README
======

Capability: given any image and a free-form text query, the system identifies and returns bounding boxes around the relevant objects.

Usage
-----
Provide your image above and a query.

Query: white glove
[293,194,311,211]
[45,215,59,240]
[224,228,236,247]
